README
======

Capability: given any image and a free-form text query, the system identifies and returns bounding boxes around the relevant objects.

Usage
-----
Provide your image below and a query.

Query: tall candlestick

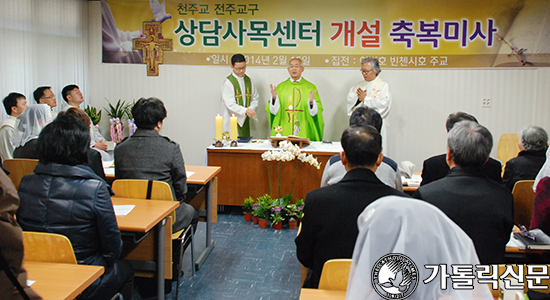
[215,114,223,140]
[230,114,238,140]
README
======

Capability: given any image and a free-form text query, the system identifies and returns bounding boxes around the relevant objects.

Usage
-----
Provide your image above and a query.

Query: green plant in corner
[84,105,102,126]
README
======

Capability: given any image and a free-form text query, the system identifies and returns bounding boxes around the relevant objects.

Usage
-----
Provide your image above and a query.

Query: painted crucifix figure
[133,22,172,76]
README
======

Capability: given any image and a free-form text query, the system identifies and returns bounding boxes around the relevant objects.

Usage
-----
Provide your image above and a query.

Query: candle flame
[232,114,236,117]
[216,114,221,117]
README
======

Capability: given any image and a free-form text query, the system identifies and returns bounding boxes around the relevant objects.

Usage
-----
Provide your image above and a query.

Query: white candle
[215,114,223,140]
[230,114,238,140]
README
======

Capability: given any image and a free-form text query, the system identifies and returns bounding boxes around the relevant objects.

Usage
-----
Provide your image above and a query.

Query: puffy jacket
[17,162,123,300]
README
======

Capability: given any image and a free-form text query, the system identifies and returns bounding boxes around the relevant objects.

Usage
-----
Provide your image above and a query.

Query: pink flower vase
[128,119,137,136]
[109,118,123,143]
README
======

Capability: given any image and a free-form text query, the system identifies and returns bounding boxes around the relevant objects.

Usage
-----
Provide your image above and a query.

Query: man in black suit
[414,121,514,265]
[420,112,502,186]
[295,125,409,288]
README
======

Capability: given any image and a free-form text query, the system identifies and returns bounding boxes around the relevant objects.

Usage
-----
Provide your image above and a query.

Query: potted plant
[242,196,254,222]
[253,194,272,228]
[285,200,304,229]
[104,99,129,143]
[271,204,285,230]
[84,105,102,127]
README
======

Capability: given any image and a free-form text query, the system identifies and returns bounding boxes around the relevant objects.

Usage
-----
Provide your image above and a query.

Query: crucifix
[285,87,303,128]
[133,22,173,76]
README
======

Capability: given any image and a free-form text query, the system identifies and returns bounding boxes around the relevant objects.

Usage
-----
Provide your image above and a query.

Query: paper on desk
[114,205,135,216]
[186,171,195,178]
[104,168,115,176]
[27,280,35,286]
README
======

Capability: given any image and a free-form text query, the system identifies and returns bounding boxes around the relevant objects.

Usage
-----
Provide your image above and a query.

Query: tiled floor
[137,208,302,300]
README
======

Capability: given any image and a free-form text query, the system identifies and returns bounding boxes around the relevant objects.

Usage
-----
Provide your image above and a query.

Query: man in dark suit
[420,112,502,186]
[295,125,409,288]
[114,97,198,232]
[502,125,548,191]
[414,121,514,265]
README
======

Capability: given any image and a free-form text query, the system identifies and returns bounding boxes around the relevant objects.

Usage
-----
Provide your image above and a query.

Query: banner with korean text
[102,0,550,68]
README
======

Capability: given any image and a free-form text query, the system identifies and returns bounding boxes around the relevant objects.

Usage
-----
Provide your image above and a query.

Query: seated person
[531,148,550,233]
[347,195,493,300]
[296,125,409,288]
[414,121,514,264]
[0,169,41,300]
[420,112,502,186]
[503,125,548,191]
[321,107,401,190]
[115,97,199,232]
[58,108,106,181]
[12,104,52,159]
[16,114,133,300]
[0,92,28,161]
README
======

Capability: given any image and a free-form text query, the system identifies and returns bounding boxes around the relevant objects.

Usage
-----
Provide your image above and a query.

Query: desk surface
[207,140,343,155]
[299,288,346,300]
[25,261,104,300]
[186,165,221,185]
[112,197,179,232]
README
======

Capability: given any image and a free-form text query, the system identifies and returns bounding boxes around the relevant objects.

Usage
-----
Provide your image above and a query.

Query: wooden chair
[497,134,520,173]
[3,158,38,190]
[318,259,352,290]
[111,179,194,298]
[512,180,536,227]
[22,231,77,264]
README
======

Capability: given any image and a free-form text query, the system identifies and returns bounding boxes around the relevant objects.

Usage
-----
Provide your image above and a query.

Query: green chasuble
[227,74,252,137]
[265,78,324,141]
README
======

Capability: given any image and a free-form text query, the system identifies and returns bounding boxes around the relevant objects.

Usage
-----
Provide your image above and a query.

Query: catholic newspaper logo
[372,253,419,299]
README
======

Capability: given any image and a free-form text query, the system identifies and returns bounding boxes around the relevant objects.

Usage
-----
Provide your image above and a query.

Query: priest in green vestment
[219,54,259,137]
[266,58,324,141]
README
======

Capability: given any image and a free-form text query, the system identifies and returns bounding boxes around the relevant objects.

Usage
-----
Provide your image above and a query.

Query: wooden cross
[133,22,172,76]
[284,88,303,127]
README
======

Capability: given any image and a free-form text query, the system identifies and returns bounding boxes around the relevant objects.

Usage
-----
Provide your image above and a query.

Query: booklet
[513,228,550,250]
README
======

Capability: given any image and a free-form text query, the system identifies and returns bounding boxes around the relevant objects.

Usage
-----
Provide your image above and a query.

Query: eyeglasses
[360,69,373,74]
[233,66,246,71]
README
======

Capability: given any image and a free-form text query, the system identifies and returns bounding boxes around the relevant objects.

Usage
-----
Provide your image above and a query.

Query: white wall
[88,2,550,170]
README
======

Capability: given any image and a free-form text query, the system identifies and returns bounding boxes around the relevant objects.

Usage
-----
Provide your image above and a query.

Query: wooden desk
[299,288,346,300]
[184,165,221,270]
[24,261,104,300]
[207,141,341,206]
[112,197,178,299]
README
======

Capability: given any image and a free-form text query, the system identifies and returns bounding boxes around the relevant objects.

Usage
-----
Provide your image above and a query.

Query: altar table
[207,141,342,206]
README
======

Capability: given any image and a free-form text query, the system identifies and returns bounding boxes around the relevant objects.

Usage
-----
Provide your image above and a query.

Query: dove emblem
[372,253,419,300]
[150,0,172,23]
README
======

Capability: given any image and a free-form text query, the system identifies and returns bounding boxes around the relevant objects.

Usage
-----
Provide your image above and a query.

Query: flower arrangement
[252,194,272,220]
[261,140,321,200]
[105,99,129,143]
[244,194,305,229]
[125,100,137,136]
[270,204,285,226]
[285,199,305,220]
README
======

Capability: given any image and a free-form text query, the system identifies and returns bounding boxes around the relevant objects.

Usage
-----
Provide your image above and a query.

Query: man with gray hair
[346,57,391,152]
[503,126,548,191]
[414,121,513,265]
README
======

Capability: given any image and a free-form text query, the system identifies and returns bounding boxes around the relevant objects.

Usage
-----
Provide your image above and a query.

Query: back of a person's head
[132,97,167,130]
[33,86,51,103]
[3,92,25,115]
[37,114,89,166]
[341,125,381,168]
[520,126,548,151]
[231,54,246,66]
[447,121,493,168]
[349,107,382,132]
[59,107,91,128]
[445,112,478,132]
[61,84,79,103]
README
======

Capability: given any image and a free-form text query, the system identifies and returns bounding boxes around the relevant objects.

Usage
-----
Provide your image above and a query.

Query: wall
[88,2,550,171]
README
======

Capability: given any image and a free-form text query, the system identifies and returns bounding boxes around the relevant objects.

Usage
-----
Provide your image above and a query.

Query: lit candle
[215,114,223,140]
[230,114,238,140]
